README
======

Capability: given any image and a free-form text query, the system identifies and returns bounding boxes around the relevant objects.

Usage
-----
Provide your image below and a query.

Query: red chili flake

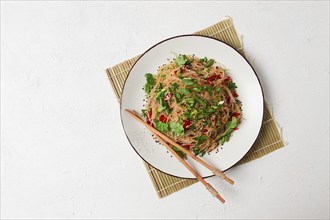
[180,67,185,73]
[159,114,167,123]
[146,110,154,127]
[173,67,185,76]
[224,76,232,83]
[184,145,191,150]
[183,120,190,130]
[207,75,221,84]
[232,112,240,118]
[232,91,239,97]
[146,119,154,127]
[164,92,173,101]
[233,127,239,131]
[147,110,152,119]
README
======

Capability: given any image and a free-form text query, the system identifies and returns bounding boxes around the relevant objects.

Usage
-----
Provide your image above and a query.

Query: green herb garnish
[193,135,208,146]
[192,87,202,92]
[199,57,208,63]
[144,84,151,94]
[171,146,186,159]
[206,85,213,96]
[177,88,190,95]
[228,81,237,91]
[141,109,147,117]
[155,83,163,93]
[171,82,179,90]
[181,77,194,86]
[189,124,196,131]
[172,52,188,66]
[193,147,200,155]
[170,89,182,102]
[155,89,170,114]
[205,59,215,68]
[176,68,182,78]
[184,97,195,106]
[183,111,190,119]
[199,150,206,157]
[170,122,184,136]
[194,94,206,107]
[154,119,168,132]
[145,73,154,85]
[185,58,194,65]
[190,109,198,118]
[216,117,237,144]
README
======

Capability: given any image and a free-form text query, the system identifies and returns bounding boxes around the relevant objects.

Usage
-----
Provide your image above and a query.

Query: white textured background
[1,1,329,219]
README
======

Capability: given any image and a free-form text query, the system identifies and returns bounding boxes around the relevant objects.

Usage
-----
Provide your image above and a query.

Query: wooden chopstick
[154,133,225,203]
[124,109,234,185]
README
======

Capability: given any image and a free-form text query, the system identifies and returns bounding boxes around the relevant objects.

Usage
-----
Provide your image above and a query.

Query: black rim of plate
[119,34,265,179]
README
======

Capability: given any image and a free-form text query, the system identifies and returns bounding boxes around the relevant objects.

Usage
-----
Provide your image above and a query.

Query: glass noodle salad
[142,53,242,158]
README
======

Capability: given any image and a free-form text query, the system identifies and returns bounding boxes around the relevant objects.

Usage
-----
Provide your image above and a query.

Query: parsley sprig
[144,73,154,94]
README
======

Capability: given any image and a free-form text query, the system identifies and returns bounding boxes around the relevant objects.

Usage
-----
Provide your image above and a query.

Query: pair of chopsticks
[125,109,234,204]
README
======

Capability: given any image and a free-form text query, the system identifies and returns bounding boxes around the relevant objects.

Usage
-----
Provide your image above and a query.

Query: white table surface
[1,1,329,219]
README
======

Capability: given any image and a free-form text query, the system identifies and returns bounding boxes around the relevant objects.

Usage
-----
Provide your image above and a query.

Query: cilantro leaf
[157,103,168,113]
[176,68,182,78]
[217,117,237,143]
[193,147,200,155]
[154,120,168,133]
[194,94,206,107]
[183,97,195,106]
[171,82,179,90]
[144,83,151,94]
[183,111,190,119]
[199,150,206,157]
[155,83,162,92]
[190,109,198,118]
[185,58,194,65]
[189,124,196,131]
[170,89,182,102]
[181,78,194,86]
[193,135,208,146]
[175,55,187,66]
[206,85,213,96]
[192,87,202,92]
[170,122,184,136]
[155,89,165,103]
[177,88,190,95]
[171,146,186,159]
[141,109,147,117]
[145,73,154,85]
[228,81,237,91]
[144,73,154,94]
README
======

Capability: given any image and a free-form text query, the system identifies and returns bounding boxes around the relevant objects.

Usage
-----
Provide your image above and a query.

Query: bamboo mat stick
[154,133,225,203]
[124,109,234,185]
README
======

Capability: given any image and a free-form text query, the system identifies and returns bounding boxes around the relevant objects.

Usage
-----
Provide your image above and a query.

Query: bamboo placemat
[105,18,284,198]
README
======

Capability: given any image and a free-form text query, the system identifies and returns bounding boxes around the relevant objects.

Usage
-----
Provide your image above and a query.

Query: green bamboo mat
[105,18,284,198]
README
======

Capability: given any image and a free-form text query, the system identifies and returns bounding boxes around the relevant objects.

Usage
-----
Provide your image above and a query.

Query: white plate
[120,35,264,178]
